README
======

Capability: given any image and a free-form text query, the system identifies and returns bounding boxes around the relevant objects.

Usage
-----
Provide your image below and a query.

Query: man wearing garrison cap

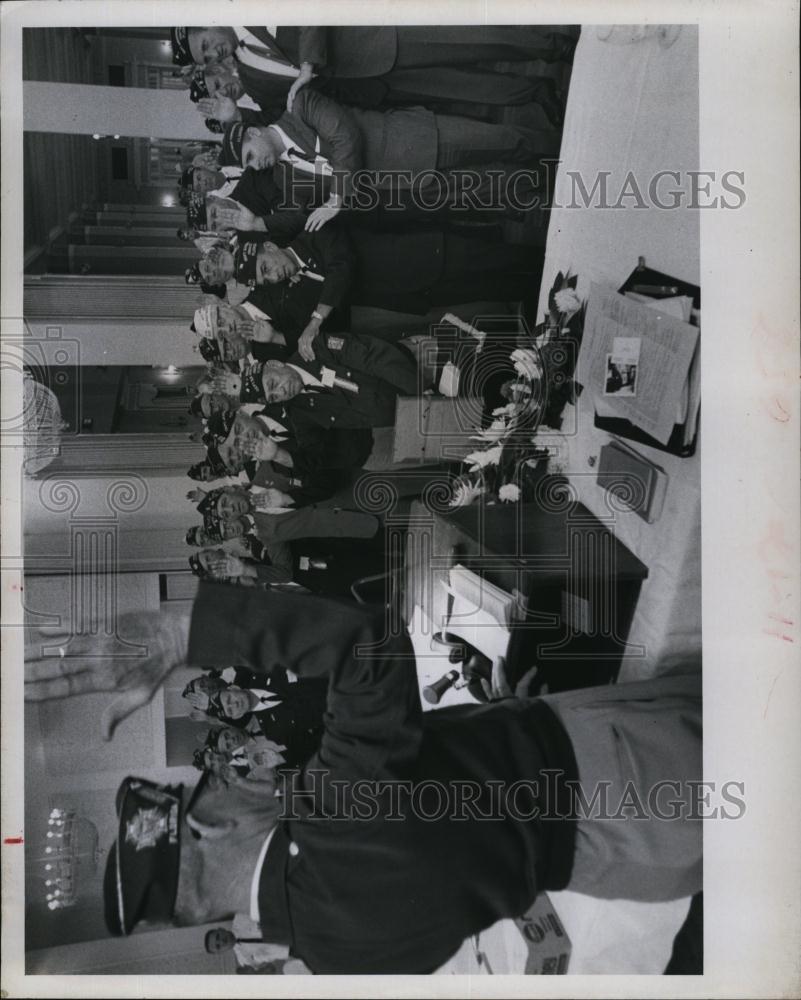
[232,222,544,362]
[171,25,576,122]
[192,301,289,364]
[218,89,558,238]
[31,581,700,973]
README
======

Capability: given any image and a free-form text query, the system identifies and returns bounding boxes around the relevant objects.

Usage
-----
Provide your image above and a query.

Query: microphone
[423,669,460,706]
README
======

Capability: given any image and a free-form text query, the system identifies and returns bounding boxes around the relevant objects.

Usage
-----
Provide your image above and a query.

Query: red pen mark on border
[763,629,794,643]
[768,396,791,423]
[4,837,24,845]
[768,614,794,627]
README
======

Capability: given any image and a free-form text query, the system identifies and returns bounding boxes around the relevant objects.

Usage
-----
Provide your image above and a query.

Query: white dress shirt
[247,833,276,924]
[286,362,324,389]
[234,27,301,79]
[286,245,325,282]
[268,122,333,179]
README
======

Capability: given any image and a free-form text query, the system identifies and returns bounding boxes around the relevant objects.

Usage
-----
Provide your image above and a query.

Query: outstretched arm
[24,607,190,741]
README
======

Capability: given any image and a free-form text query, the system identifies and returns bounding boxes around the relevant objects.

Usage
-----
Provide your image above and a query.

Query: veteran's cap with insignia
[220,122,246,168]
[234,241,260,288]
[104,778,183,936]
[170,28,194,67]
[189,69,209,104]
[193,305,216,339]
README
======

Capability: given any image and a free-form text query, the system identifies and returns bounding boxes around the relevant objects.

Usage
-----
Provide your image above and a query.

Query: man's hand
[304,198,342,233]
[252,487,294,510]
[242,435,278,463]
[480,657,541,701]
[286,62,315,112]
[232,315,258,340]
[221,536,253,558]
[24,610,190,741]
[297,320,321,362]
[232,205,267,232]
[250,318,278,343]
[197,95,241,124]
[207,552,247,578]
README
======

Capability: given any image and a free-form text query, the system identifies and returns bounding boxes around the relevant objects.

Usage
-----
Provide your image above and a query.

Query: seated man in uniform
[192,482,379,546]
[192,388,374,478]
[25,584,702,974]
[188,547,292,588]
[179,164,241,201]
[191,302,291,364]
[230,226,543,357]
[206,329,419,432]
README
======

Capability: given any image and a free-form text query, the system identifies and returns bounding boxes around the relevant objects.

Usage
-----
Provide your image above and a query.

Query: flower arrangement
[538,271,587,430]
[445,277,586,510]
[448,342,549,508]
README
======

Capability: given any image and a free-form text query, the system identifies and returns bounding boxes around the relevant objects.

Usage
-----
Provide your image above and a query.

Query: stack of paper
[438,565,514,662]
[580,284,701,448]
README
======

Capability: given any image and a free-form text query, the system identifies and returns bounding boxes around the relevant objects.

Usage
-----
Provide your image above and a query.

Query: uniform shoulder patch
[326,336,344,352]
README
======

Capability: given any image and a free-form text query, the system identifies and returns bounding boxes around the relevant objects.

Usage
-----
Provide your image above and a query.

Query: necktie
[287,145,315,164]
[240,35,292,67]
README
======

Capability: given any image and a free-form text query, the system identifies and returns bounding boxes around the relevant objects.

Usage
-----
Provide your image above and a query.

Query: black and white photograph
[1,2,798,995]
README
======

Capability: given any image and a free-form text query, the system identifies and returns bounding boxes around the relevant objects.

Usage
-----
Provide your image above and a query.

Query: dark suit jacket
[248,27,397,78]
[230,167,318,231]
[188,583,578,974]
[250,506,378,544]
[283,332,418,430]
[243,228,354,347]
[251,537,385,601]
[229,169,310,241]
[240,403,374,473]
[228,663,329,768]
[289,536,388,600]
[270,88,437,199]
[243,224,451,324]
[236,27,393,115]
[250,457,349,507]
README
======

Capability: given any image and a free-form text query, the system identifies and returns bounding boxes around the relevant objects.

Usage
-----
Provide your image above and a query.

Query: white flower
[554,288,582,316]
[498,483,521,503]
[511,348,542,381]
[448,479,486,507]
[464,445,503,470]
[471,417,508,443]
[492,403,517,418]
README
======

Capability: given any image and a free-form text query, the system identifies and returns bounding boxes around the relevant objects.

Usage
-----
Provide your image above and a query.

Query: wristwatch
[311,310,324,323]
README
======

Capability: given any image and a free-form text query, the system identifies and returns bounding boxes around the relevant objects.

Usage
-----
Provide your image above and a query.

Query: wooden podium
[404,498,649,694]
[391,395,484,465]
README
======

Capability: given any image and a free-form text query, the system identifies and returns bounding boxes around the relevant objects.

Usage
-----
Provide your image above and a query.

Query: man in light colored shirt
[205,914,312,973]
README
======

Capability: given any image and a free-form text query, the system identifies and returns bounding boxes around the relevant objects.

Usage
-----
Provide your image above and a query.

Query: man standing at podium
[26,584,702,974]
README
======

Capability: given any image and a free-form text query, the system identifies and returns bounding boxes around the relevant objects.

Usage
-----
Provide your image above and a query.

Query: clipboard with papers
[584,267,701,457]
